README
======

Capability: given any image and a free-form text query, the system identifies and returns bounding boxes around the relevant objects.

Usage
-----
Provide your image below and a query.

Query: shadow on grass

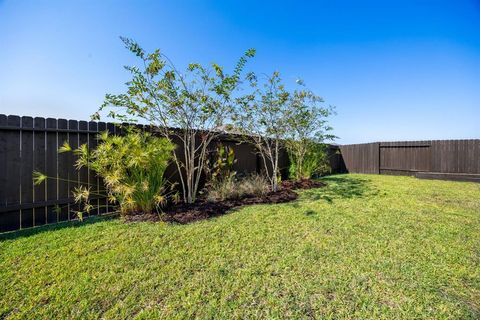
[0,214,118,242]
[300,175,378,203]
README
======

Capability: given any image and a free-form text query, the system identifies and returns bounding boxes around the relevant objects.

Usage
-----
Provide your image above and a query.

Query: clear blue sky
[1,0,479,144]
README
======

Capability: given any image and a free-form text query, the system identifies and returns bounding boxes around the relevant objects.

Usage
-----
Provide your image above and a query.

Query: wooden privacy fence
[0,115,119,233]
[340,140,480,182]
[0,113,342,232]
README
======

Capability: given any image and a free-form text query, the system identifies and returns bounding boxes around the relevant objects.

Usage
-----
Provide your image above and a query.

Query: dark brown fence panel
[379,140,431,175]
[20,117,34,229]
[0,115,20,232]
[430,140,480,174]
[67,120,79,220]
[470,140,480,174]
[339,143,379,174]
[33,118,47,226]
[222,141,258,176]
[340,139,480,181]
[97,122,108,215]
[0,115,6,211]
[78,121,89,217]
[7,116,22,230]
[1,116,22,232]
[88,121,99,216]
[0,115,124,232]
[46,118,58,223]
[57,119,70,221]
[0,115,9,232]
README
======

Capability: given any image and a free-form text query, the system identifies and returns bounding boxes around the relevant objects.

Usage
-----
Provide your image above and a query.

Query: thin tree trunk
[273,139,279,192]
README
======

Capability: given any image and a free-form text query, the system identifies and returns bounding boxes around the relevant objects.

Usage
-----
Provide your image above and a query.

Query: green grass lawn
[1,174,479,319]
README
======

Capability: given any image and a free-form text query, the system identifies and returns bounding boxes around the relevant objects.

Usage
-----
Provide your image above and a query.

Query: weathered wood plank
[33,117,47,226]
[57,119,69,222]
[46,118,58,223]
[88,121,99,216]
[68,120,79,220]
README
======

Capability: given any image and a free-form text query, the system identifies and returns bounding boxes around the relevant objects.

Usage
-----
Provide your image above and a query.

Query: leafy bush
[288,142,331,180]
[205,144,237,183]
[35,130,176,218]
[206,174,269,202]
[284,87,335,180]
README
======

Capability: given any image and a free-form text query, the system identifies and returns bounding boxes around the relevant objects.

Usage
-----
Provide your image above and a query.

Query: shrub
[35,130,176,218]
[206,174,269,202]
[204,144,237,183]
[237,174,270,196]
[284,86,335,180]
[288,142,331,180]
[205,174,238,202]
[81,130,176,215]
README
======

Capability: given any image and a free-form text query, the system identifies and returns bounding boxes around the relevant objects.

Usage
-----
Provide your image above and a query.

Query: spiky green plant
[34,130,176,218]
[80,130,175,215]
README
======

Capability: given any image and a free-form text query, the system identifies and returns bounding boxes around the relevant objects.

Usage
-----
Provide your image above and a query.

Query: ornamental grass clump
[81,130,176,216]
[35,130,176,218]
[206,174,269,202]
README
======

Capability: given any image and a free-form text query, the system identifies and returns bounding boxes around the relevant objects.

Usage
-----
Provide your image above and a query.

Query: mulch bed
[281,178,325,190]
[124,179,325,224]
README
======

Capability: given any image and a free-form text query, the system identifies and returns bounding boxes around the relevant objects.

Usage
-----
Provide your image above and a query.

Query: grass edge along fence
[0,114,343,233]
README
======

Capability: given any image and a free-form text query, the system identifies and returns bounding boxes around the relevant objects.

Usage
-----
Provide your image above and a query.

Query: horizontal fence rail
[340,139,480,182]
[0,113,342,233]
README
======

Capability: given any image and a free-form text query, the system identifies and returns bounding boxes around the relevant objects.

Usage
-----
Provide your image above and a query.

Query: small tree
[95,37,255,203]
[285,87,335,180]
[234,72,290,192]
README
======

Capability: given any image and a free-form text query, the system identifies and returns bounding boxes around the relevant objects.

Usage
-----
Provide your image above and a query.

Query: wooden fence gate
[340,140,480,182]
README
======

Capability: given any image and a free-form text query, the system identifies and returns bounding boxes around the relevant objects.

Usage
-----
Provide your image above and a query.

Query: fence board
[0,115,7,209]
[0,115,16,232]
[21,117,34,229]
[79,121,89,217]
[68,120,79,220]
[46,118,58,223]
[97,122,108,214]
[57,119,69,221]
[4,116,21,231]
[88,121,99,216]
[33,117,47,226]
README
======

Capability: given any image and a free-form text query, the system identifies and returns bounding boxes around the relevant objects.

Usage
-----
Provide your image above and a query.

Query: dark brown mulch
[281,178,326,190]
[162,188,298,224]
[124,179,324,224]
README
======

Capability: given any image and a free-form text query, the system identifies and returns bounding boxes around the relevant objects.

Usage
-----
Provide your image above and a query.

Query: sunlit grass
[1,174,479,319]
